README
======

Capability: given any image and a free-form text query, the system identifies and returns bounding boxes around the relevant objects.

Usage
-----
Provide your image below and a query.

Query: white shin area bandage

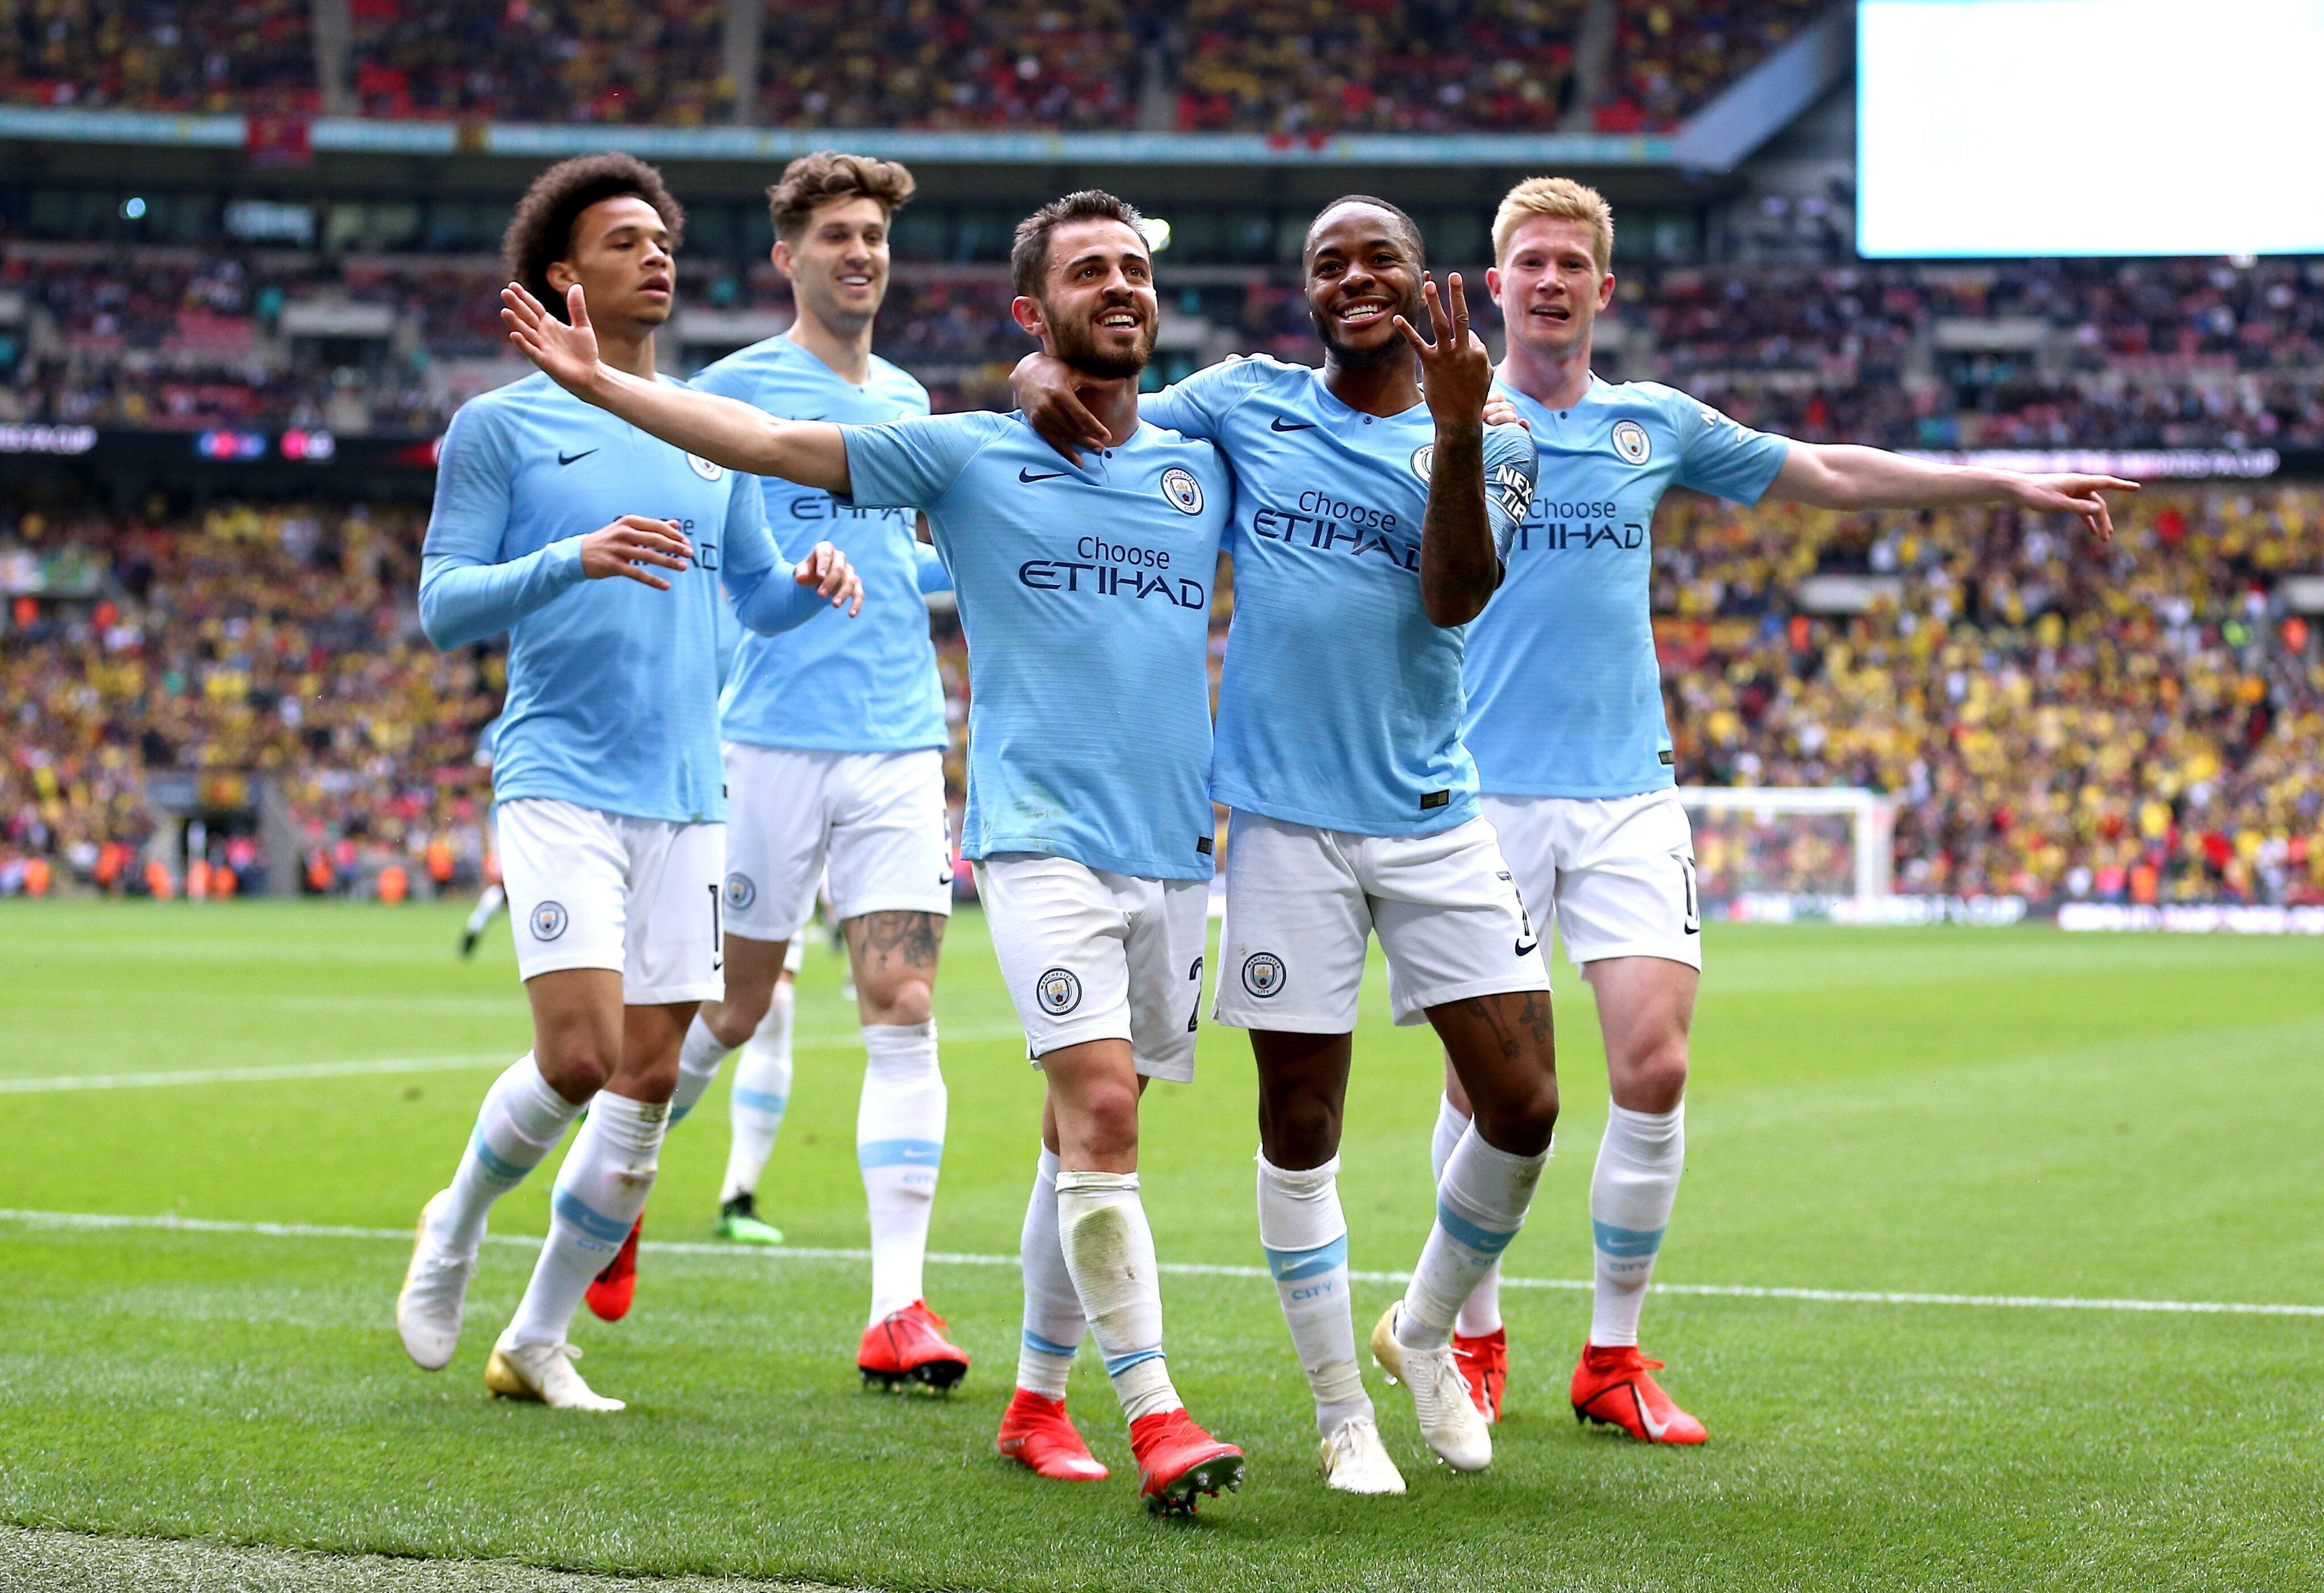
[1055,1170,1179,1424]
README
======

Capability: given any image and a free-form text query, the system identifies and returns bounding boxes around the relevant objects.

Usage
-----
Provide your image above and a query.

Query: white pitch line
[0,1025,1031,1095]
[6,1208,2320,1319]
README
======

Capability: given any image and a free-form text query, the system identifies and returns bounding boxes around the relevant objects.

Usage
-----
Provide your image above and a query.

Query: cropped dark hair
[1306,194,1426,269]
[1010,190,1146,301]
[767,150,917,242]
[502,153,684,323]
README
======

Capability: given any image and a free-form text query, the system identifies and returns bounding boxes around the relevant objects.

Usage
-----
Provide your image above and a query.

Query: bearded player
[1450,176,2135,1442]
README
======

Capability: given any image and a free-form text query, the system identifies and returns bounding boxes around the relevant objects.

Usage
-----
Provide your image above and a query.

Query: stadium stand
[0,0,1821,133]
[6,485,2318,906]
[5,244,2317,450]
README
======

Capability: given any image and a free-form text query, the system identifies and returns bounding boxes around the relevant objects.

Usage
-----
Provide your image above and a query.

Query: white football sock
[502,1091,666,1349]
[720,982,794,1202]
[433,1053,582,1254]
[858,1021,946,1322]
[1398,1129,1549,1350]
[1055,1170,1180,1424]
[1016,1145,1083,1399]
[1590,1102,1685,1348]
[669,1013,730,1125]
[1256,1152,1371,1437]
[463,883,505,936]
[1431,1094,1503,1338]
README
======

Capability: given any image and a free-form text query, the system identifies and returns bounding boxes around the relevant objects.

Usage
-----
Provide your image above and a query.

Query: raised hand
[501,282,605,396]
[1395,274,1495,431]
[579,516,694,591]
[792,539,864,616]
[2008,473,2140,542]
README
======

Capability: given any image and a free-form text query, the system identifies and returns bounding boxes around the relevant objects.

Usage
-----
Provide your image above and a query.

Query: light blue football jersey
[1462,377,1789,799]
[421,372,825,825]
[841,410,1231,880]
[1142,355,1537,836]
[691,336,950,752]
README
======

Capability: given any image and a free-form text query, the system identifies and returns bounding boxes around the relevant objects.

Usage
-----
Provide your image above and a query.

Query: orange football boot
[1452,1326,1508,1423]
[996,1389,1109,1481]
[1129,1407,1244,1515]
[582,1215,642,1322]
[1570,1343,1706,1444]
[858,1300,970,1392]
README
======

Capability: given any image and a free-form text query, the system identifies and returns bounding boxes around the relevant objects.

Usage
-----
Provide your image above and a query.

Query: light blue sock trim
[1262,1235,1349,1282]
[1102,1348,1164,1379]
[468,1129,532,1186]
[552,1187,634,1247]
[1592,1220,1667,1259]
[1436,1199,1518,1259]
[733,1088,788,1114]
[858,1137,943,1171]
[1021,1330,1080,1359]
[668,1104,694,1125]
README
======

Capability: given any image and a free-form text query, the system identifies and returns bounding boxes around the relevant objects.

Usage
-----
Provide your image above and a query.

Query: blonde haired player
[1452,175,2136,1441]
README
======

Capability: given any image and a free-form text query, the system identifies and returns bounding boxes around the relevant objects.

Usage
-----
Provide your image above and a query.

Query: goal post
[1673,786,1897,907]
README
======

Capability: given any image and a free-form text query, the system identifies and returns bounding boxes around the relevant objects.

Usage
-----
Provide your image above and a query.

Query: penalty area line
[4,1208,2321,1319]
[0,1025,1032,1094]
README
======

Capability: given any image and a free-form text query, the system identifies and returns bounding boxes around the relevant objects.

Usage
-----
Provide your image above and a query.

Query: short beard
[801,280,876,339]
[1312,286,1424,367]
[1046,305,1152,381]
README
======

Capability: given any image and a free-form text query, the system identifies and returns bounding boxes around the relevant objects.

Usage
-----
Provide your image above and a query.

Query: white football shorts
[720,744,954,942]
[975,853,1209,1084]
[1213,811,1550,1032]
[1480,790,1702,971]
[497,796,724,1004]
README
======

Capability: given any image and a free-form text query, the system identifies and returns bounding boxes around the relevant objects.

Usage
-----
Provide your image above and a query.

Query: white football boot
[484,1340,625,1412]
[1370,1299,1492,1473]
[1319,1414,1406,1495]
[396,1190,476,1370]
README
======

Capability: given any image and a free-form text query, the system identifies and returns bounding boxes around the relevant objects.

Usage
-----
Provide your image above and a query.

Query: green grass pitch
[3,901,2321,1591]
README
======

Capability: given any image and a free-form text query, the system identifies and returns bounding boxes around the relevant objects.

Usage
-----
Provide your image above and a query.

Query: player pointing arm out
[1453,177,2136,1445]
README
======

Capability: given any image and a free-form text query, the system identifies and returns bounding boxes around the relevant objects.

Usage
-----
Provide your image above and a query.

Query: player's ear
[771,238,794,278]
[1486,266,1503,300]
[545,259,577,297]
[1599,271,1617,310]
[1009,296,1046,341]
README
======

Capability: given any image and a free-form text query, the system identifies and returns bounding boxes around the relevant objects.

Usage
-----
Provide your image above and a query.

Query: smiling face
[1304,201,1427,367]
[775,194,891,338]
[1489,213,1613,363]
[1012,217,1157,380]
[548,194,676,330]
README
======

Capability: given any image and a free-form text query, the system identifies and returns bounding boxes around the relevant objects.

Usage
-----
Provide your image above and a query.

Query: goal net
[1675,787,1896,909]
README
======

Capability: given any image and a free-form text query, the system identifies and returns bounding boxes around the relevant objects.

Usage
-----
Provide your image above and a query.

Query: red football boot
[1452,1326,1508,1423]
[858,1300,970,1392]
[996,1389,1109,1481]
[1570,1343,1707,1444]
[1128,1407,1244,1516]
[583,1215,642,1323]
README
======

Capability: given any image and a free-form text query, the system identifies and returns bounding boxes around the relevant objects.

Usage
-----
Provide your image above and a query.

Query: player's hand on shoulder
[793,539,865,616]
[1483,393,1525,430]
[1009,351,1106,465]
[2008,472,2140,542]
[501,282,605,396]
[1399,273,1494,432]
[579,517,694,590]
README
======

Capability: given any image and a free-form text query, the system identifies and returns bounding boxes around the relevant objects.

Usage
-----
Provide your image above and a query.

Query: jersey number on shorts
[1186,955,1204,1033]
[1679,857,1700,936]
[708,882,725,971]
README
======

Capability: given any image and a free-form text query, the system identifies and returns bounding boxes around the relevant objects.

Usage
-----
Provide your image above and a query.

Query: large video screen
[1857,1,2324,258]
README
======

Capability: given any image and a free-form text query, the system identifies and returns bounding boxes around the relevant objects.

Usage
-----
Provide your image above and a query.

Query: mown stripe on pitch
[4,1209,2320,1319]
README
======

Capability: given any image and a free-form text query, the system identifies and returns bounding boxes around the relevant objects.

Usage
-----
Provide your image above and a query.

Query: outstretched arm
[1403,274,1502,628]
[501,283,851,492]
[1769,444,2137,540]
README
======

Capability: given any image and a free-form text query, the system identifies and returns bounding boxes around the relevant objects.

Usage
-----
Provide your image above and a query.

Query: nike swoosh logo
[1635,1387,1670,1440]
[1270,417,1316,432]
[557,450,598,466]
[1018,468,1068,483]
[1516,937,1539,957]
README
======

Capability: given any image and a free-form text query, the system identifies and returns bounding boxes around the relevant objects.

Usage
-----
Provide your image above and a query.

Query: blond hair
[1492,177,1613,273]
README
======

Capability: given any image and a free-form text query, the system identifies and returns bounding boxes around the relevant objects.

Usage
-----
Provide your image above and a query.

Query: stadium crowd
[6,484,2318,908]
[1,0,1822,133]
[8,245,2322,451]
